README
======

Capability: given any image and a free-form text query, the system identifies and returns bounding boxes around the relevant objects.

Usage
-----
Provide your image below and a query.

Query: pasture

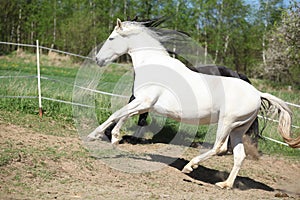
[0,51,300,199]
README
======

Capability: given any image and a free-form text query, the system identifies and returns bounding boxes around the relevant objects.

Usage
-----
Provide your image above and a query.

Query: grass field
[0,51,299,157]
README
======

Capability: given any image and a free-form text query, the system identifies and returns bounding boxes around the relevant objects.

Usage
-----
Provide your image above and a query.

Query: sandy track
[0,121,299,199]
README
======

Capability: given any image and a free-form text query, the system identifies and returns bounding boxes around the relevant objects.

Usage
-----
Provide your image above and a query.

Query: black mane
[128,16,167,28]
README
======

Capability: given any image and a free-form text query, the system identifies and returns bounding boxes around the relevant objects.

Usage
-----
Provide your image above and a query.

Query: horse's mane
[130,16,166,28]
[124,16,190,44]
[123,16,213,66]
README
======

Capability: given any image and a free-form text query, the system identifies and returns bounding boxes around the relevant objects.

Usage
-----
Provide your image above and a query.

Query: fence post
[36,40,43,117]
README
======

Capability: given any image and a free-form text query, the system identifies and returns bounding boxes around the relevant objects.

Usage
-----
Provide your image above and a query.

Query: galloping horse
[104,64,260,152]
[88,19,300,189]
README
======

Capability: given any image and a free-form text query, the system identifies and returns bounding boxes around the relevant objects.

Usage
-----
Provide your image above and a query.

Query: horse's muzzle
[95,57,105,67]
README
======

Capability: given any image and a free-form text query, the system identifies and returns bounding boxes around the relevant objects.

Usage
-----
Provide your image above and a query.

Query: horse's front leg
[87,113,121,141]
[87,98,152,143]
[111,116,128,145]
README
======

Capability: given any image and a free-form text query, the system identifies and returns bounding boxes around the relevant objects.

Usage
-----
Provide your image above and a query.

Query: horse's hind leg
[217,135,230,155]
[182,119,232,173]
[215,125,248,189]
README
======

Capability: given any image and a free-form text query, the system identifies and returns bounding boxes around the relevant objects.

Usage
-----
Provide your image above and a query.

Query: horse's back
[220,76,261,116]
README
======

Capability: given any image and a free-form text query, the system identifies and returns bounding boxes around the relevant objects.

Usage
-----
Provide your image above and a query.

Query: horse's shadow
[149,154,274,191]
[90,137,273,191]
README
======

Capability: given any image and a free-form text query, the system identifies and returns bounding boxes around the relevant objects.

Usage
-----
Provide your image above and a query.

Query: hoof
[182,166,193,174]
[192,164,199,169]
[215,181,232,189]
[111,135,120,146]
[112,142,119,149]
[86,137,96,142]
[86,132,100,141]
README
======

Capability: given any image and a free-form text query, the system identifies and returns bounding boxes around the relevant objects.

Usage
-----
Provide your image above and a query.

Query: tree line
[0,0,299,85]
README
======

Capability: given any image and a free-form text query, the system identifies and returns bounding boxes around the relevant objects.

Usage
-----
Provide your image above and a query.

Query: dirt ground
[0,120,299,200]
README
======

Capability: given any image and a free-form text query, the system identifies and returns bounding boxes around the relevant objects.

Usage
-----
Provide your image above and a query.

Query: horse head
[95,19,131,66]
[95,18,165,67]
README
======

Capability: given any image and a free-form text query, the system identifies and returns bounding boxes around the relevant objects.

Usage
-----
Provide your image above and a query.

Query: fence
[0,40,128,108]
[0,41,299,147]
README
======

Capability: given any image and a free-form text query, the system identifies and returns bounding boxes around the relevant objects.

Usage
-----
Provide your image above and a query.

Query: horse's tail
[260,92,300,148]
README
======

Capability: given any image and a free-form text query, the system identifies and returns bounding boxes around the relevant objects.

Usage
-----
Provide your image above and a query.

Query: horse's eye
[109,38,114,41]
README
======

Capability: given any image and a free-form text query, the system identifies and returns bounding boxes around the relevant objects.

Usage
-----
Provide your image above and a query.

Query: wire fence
[0,41,128,106]
[0,41,299,147]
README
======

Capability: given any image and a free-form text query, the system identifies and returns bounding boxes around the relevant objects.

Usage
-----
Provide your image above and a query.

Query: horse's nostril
[95,58,105,67]
[95,57,102,66]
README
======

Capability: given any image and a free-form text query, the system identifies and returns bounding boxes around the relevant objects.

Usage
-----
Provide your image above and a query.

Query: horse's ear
[117,18,122,29]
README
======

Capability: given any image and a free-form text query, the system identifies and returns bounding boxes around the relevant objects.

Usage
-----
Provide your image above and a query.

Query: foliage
[264,2,300,85]
[0,0,292,79]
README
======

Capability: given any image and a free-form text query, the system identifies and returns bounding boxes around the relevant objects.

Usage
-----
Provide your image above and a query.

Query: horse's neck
[129,48,169,66]
[127,32,210,80]
[128,33,169,66]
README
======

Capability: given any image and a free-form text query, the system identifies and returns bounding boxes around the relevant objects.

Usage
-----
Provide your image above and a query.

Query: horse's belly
[151,106,218,125]
[151,96,219,125]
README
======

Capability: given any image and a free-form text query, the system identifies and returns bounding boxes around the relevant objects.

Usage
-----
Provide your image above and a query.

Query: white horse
[87,19,300,189]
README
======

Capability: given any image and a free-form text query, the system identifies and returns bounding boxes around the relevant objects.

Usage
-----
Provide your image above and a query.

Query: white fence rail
[1,41,299,147]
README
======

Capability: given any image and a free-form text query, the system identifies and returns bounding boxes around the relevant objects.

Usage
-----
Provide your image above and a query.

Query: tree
[193,0,254,73]
[0,0,292,73]
[256,0,285,67]
[264,1,300,85]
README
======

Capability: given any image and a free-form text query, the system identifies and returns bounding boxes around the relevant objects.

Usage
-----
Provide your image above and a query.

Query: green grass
[257,119,300,158]
[0,51,299,157]
[0,51,81,121]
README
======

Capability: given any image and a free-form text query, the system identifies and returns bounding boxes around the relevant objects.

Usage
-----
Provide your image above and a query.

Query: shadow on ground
[92,132,272,191]
[149,154,274,191]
